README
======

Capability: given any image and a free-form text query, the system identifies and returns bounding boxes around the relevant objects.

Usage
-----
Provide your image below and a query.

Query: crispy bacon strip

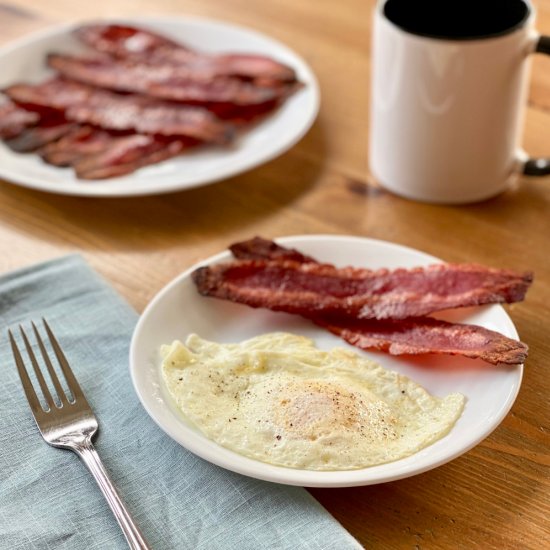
[40,126,117,166]
[0,102,39,139]
[192,259,532,320]
[75,24,191,59]
[5,122,77,152]
[47,54,281,106]
[39,125,198,177]
[5,79,234,144]
[72,135,188,180]
[76,24,297,82]
[314,316,528,365]
[226,237,529,364]
[230,236,317,262]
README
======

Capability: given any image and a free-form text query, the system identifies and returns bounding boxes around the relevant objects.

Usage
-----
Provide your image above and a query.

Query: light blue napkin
[0,255,361,550]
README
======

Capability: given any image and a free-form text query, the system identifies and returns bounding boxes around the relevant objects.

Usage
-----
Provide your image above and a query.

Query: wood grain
[0,1,549,548]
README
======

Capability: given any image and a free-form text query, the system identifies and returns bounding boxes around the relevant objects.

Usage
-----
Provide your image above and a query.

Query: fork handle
[72,437,151,550]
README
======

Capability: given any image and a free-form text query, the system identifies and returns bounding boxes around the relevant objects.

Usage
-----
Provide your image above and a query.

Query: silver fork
[9,319,151,550]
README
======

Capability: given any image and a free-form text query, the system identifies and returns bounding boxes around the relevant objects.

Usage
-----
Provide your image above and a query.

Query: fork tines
[9,319,85,415]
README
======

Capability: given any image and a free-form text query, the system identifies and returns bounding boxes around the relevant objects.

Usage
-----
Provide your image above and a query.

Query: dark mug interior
[383,0,531,40]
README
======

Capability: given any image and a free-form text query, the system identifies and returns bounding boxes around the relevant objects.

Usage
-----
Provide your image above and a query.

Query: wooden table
[1,1,548,548]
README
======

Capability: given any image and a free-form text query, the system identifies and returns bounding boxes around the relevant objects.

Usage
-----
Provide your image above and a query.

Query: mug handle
[523,35,550,176]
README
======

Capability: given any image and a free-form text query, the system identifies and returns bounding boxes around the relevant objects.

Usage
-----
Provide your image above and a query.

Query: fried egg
[161,333,465,471]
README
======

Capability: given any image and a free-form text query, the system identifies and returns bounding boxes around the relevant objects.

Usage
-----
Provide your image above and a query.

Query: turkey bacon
[222,237,530,364]
[192,259,532,320]
[47,54,282,106]
[39,125,195,177]
[0,102,39,139]
[72,135,188,180]
[5,121,77,153]
[5,79,234,144]
[75,24,297,82]
[75,24,192,60]
[229,236,317,263]
[40,126,119,166]
[314,316,528,365]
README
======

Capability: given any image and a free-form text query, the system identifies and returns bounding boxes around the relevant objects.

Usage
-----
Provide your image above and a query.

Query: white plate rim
[129,235,524,487]
[0,15,320,197]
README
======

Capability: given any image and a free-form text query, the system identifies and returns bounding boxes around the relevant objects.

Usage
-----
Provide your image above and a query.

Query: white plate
[130,235,523,487]
[0,16,319,197]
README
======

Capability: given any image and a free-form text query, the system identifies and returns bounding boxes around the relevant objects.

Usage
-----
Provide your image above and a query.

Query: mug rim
[378,0,534,42]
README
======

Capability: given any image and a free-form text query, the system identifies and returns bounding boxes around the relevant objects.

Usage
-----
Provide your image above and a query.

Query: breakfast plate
[129,235,523,487]
[0,16,319,197]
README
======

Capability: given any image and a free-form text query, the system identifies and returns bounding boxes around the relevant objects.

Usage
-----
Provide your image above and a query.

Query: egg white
[161,333,465,471]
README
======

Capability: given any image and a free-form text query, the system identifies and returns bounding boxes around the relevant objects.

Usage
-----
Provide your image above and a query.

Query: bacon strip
[38,124,198,178]
[314,316,528,365]
[47,54,282,106]
[75,24,191,59]
[72,135,187,180]
[39,126,117,166]
[5,122,77,152]
[76,24,297,82]
[230,236,317,263]
[5,79,234,144]
[225,237,529,364]
[192,259,532,320]
[0,102,39,139]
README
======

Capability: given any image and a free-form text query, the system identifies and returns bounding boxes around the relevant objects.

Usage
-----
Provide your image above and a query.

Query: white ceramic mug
[369,0,550,204]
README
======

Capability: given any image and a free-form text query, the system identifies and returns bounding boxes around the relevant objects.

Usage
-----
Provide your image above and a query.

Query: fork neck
[69,438,151,549]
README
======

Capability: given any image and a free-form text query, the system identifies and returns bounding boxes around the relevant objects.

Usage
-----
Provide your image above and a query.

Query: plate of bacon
[0,17,318,196]
[130,235,532,487]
